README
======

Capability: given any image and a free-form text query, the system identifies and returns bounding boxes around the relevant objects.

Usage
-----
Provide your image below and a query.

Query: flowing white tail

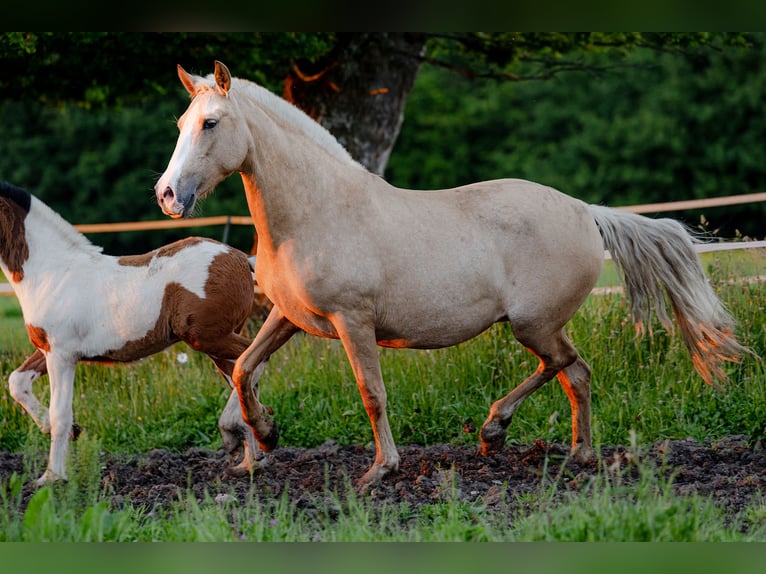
[589,204,752,386]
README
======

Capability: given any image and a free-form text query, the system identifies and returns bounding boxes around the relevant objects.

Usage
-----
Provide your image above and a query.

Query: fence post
[222,216,231,244]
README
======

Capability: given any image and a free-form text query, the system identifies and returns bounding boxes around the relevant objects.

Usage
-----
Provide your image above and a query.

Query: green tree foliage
[0,97,254,254]
[387,34,766,238]
[0,32,336,106]
[2,33,735,106]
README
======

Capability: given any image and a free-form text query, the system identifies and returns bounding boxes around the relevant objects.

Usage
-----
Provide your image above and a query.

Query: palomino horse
[0,182,266,484]
[155,61,749,489]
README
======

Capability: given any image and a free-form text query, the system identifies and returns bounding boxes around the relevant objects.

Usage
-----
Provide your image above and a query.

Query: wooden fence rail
[615,191,766,214]
[72,215,254,234]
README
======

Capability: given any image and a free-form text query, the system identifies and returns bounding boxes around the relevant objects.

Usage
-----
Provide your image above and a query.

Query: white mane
[206,74,362,168]
[30,196,103,256]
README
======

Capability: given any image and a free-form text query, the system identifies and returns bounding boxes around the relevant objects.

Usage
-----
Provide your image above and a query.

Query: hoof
[354,461,397,495]
[571,443,596,464]
[226,463,252,478]
[227,453,272,477]
[35,469,66,487]
[226,439,270,476]
[479,421,506,455]
[70,423,82,441]
[256,420,279,453]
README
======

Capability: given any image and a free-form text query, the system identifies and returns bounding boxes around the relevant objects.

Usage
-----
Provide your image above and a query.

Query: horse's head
[155,61,249,219]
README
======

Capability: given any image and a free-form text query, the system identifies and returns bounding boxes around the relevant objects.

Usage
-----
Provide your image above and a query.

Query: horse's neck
[239,173,283,253]
[238,88,372,249]
[237,79,357,167]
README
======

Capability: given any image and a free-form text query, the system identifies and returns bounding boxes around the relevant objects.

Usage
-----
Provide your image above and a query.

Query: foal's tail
[588,204,752,386]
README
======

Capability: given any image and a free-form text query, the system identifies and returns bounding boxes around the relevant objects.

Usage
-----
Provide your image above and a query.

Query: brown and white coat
[0,182,265,484]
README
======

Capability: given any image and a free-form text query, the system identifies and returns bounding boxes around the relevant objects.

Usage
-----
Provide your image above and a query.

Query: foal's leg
[189,323,268,471]
[37,353,76,485]
[331,312,399,490]
[8,349,50,433]
[556,356,595,462]
[480,328,578,455]
[233,307,299,453]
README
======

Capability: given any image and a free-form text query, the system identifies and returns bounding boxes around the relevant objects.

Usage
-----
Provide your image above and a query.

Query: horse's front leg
[232,307,299,454]
[331,312,399,491]
[215,359,270,474]
[8,349,50,433]
[36,353,77,485]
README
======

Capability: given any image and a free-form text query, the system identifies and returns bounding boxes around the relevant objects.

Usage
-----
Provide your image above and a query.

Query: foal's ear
[214,60,231,96]
[177,64,198,97]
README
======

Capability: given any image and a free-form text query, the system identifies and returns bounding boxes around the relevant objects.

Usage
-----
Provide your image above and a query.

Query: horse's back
[388,178,604,290]
[360,178,605,348]
[157,237,254,323]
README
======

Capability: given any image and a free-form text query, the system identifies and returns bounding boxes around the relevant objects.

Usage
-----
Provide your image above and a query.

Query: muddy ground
[1,434,765,531]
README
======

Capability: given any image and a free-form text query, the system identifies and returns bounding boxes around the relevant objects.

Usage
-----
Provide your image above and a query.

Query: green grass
[1,247,766,540]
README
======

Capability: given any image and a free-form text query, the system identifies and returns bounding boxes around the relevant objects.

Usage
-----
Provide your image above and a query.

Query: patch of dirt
[2,435,765,528]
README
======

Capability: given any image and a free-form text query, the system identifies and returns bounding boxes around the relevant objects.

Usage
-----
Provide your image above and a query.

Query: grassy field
[0,248,765,541]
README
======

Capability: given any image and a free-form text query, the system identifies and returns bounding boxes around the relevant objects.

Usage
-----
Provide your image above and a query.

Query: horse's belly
[374,297,501,350]
[375,323,495,350]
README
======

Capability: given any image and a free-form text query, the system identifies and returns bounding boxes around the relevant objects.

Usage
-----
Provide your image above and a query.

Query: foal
[0,182,265,484]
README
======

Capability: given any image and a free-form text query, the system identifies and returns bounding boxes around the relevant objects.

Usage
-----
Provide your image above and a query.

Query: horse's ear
[177,64,198,97]
[214,60,231,96]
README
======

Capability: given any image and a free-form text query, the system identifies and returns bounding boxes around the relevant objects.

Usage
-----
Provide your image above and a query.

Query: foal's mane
[202,74,361,168]
[26,189,103,255]
[0,182,32,212]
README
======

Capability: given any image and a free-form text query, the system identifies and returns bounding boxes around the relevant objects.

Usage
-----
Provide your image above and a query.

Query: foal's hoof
[479,421,506,455]
[226,453,272,477]
[70,423,82,441]
[226,439,271,477]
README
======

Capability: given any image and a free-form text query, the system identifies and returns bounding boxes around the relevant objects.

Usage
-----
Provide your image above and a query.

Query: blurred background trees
[0,32,762,255]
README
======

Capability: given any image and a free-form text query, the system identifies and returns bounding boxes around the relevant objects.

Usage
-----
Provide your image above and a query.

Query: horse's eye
[203,119,218,130]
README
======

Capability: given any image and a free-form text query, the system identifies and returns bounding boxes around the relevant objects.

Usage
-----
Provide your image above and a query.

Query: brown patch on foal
[117,237,205,267]
[0,194,30,283]
[26,325,50,353]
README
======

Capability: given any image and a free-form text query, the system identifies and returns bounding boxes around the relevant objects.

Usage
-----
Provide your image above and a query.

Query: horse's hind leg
[556,356,594,462]
[9,349,50,433]
[480,328,578,455]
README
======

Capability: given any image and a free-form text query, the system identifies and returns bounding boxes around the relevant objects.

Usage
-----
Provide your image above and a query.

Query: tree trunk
[284,33,426,176]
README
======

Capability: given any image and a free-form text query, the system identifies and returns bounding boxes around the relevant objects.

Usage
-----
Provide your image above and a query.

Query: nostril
[162,186,175,202]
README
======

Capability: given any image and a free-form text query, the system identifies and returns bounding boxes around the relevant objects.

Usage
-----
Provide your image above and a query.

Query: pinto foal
[0,182,265,484]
